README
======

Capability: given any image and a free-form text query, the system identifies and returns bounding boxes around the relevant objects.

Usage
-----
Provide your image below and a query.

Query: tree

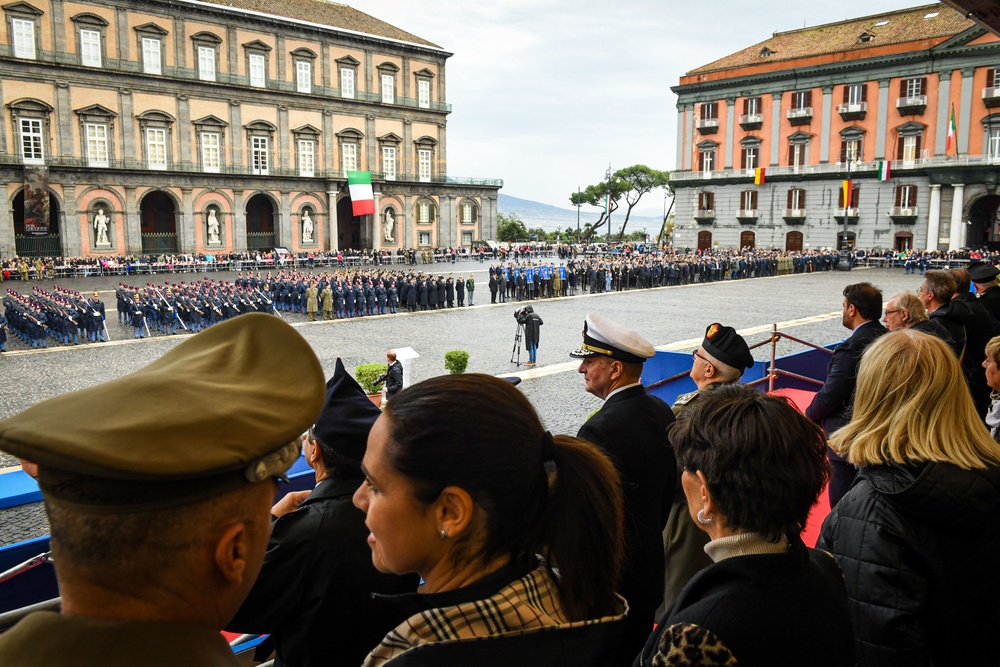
[614,165,670,242]
[570,178,627,241]
[496,212,528,242]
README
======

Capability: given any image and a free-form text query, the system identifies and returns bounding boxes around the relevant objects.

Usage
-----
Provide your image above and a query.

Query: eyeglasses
[884,309,902,316]
[692,349,711,364]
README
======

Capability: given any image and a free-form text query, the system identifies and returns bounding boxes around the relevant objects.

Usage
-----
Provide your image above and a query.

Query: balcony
[783,208,806,224]
[889,206,918,224]
[697,118,720,135]
[787,107,813,125]
[739,113,763,130]
[896,95,927,115]
[837,102,867,121]
[737,209,759,224]
[984,87,1000,109]
[834,207,860,224]
[694,209,715,224]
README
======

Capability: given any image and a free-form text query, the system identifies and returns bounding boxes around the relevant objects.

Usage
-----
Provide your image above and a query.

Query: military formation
[2,287,107,348]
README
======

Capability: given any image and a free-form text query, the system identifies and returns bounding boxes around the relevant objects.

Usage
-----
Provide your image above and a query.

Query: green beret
[0,314,326,512]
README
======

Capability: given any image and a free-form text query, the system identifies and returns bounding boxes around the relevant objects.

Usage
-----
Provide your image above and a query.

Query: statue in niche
[207,208,221,245]
[383,209,395,243]
[302,210,314,242]
[93,208,110,246]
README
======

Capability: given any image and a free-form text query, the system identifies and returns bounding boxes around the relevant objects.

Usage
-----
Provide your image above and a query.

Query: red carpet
[768,388,830,547]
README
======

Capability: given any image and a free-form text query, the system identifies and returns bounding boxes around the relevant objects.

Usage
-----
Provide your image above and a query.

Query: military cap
[0,313,325,512]
[569,312,655,364]
[311,358,382,464]
[701,323,754,371]
[967,261,999,283]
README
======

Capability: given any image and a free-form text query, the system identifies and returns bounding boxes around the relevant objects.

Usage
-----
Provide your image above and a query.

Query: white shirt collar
[604,381,642,401]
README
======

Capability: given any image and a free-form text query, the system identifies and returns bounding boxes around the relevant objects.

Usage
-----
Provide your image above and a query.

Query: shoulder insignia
[673,391,698,406]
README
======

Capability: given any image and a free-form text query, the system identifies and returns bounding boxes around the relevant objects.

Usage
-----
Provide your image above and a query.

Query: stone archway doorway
[13,188,62,257]
[966,194,1000,250]
[139,191,178,255]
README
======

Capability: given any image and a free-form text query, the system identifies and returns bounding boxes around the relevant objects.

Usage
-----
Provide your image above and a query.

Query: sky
[347,0,930,216]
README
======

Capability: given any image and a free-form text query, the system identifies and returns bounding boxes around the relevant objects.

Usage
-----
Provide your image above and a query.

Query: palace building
[670,3,1000,253]
[0,0,501,258]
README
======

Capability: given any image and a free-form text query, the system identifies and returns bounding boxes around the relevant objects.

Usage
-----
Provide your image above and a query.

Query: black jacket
[953,291,1000,417]
[636,537,854,667]
[928,298,971,357]
[227,477,417,667]
[577,385,676,666]
[516,310,542,345]
[818,461,1000,667]
[384,360,403,398]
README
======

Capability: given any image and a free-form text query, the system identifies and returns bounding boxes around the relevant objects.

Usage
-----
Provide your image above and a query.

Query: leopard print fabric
[651,623,738,666]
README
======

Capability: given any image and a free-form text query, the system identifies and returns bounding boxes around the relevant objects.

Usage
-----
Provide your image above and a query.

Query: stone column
[724,98,735,170]
[125,186,142,255]
[179,188,194,253]
[769,93,781,166]
[61,184,79,256]
[934,72,952,155]
[959,67,974,155]
[875,80,890,159]
[278,191,291,249]
[372,192,381,250]
[675,104,685,171]
[927,184,942,251]
[948,183,965,251]
[232,189,246,253]
[819,86,833,163]
[327,190,339,250]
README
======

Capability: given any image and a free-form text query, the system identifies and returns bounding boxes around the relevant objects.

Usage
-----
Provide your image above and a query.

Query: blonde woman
[983,335,1000,442]
[818,329,1000,667]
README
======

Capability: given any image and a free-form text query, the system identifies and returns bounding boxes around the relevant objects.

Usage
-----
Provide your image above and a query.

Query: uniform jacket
[977,284,1000,321]
[384,360,404,398]
[805,320,887,451]
[0,612,238,667]
[817,461,1000,667]
[227,477,417,667]
[636,537,854,667]
[577,385,676,665]
[364,560,625,667]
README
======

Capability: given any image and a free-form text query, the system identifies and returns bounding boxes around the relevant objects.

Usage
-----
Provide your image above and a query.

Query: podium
[393,347,420,390]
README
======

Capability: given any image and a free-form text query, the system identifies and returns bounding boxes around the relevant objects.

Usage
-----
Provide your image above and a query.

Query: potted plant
[355,362,386,407]
[444,350,469,375]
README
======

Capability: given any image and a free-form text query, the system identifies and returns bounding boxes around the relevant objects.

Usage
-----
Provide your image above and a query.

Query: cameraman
[515,305,543,366]
[375,349,404,400]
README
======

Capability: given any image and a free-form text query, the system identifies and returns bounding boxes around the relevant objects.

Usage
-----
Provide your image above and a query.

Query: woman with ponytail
[353,373,626,666]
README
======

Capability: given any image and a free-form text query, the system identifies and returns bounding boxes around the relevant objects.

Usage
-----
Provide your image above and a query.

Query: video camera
[514,305,533,320]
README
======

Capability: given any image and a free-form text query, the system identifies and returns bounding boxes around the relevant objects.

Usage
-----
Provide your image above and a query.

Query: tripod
[510,321,524,366]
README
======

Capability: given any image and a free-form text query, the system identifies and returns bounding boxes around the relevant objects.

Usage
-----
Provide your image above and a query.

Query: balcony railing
[834,208,860,224]
[0,153,503,187]
[984,87,1000,108]
[739,113,763,130]
[896,95,927,114]
[837,102,867,120]
[783,208,807,218]
[696,118,720,134]
[0,45,453,113]
[787,107,813,125]
[694,209,715,224]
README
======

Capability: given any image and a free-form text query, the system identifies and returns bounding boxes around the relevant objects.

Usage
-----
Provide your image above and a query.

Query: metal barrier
[14,234,61,258]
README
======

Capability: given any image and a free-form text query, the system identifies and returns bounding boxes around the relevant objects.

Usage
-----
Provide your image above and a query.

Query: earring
[439,529,447,540]
[696,508,713,525]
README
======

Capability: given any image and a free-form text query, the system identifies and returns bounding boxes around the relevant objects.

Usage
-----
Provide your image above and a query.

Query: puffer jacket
[928,298,972,357]
[817,461,1000,666]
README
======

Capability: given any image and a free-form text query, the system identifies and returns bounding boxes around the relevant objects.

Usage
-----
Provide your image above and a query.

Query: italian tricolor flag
[877,160,891,181]
[946,104,956,154]
[347,171,375,216]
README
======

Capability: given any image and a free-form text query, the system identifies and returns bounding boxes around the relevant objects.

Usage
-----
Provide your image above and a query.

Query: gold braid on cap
[581,342,614,357]
[244,440,301,483]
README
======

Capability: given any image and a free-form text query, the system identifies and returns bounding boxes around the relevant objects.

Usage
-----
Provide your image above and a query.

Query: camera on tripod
[514,305,533,320]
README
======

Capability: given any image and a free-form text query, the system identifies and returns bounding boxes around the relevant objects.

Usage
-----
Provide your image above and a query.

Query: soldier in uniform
[663,323,754,613]
[0,314,325,667]
[305,281,319,322]
[968,261,1000,322]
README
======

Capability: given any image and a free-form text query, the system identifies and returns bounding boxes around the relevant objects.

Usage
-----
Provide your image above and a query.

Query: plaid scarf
[363,562,626,665]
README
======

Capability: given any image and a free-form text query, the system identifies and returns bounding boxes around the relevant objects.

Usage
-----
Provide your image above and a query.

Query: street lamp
[837,156,857,271]
[576,186,581,243]
[556,224,561,247]
[643,225,648,244]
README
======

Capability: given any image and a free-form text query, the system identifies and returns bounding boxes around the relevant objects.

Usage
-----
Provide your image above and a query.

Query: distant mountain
[499,194,663,233]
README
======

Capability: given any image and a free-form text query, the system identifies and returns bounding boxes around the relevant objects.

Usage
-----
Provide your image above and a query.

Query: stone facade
[671,4,1000,253]
[0,0,501,258]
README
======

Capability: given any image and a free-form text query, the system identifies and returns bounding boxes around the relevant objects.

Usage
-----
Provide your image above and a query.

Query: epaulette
[673,391,699,407]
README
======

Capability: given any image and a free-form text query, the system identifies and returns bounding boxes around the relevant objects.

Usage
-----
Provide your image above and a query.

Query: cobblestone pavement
[0,266,922,545]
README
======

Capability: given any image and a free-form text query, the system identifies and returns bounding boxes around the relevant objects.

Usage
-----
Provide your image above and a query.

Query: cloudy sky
[348,0,930,216]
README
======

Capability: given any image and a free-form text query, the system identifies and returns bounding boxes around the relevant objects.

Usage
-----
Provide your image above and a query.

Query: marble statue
[93,208,110,246]
[383,209,395,243]
[207,209,221,245]
[302,210,314,242]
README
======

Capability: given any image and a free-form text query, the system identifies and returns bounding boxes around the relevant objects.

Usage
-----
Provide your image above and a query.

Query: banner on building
[347,171,375,216]
[23,166,50,235]
[754,168,766,185]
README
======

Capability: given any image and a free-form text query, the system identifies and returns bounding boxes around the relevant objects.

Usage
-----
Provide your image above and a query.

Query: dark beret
[0,314,326,512]
[967,261,999,283]
[312,358,382,464]
[701,323,754,371]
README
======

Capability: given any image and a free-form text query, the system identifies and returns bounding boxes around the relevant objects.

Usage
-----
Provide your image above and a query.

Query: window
[462,231,473,246]
[418,149,432,182]
[85,123,109,167]
[142,38,161,74]
[699,102,717,119]
[903,77,924,98]
[740,190,758,212]
[19,118,43,164]
[80,29,101,67]
[382,146,396,180]
[198,46,216,81]
[381,73,395,104]
[418,231,431,246]
[146,128,167,169]
[845,83,866,105]
[249,53,266,87]
[296,60,312,93]
[791,91,812,110]
[297,139,314,177]
[741,146,757,170]
[337,56,359,99]
[251,136,268,175]
[744,97,761,116]
[787,188,805,211]
[699,147,715,172]
[697,191,714,212]
[418,79,430,108]
[901,136,919,162]
[12,18,36,59]
[342,142,357,173]
[988,126,1000,162]
[839,184,860,209]
[201,132,221,172]
[988,67,1000,92]
[417,200,436,224]
[460,200,478,224]
[896,184,918,208]
[841,138,862,163]
[788,142,805,168]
